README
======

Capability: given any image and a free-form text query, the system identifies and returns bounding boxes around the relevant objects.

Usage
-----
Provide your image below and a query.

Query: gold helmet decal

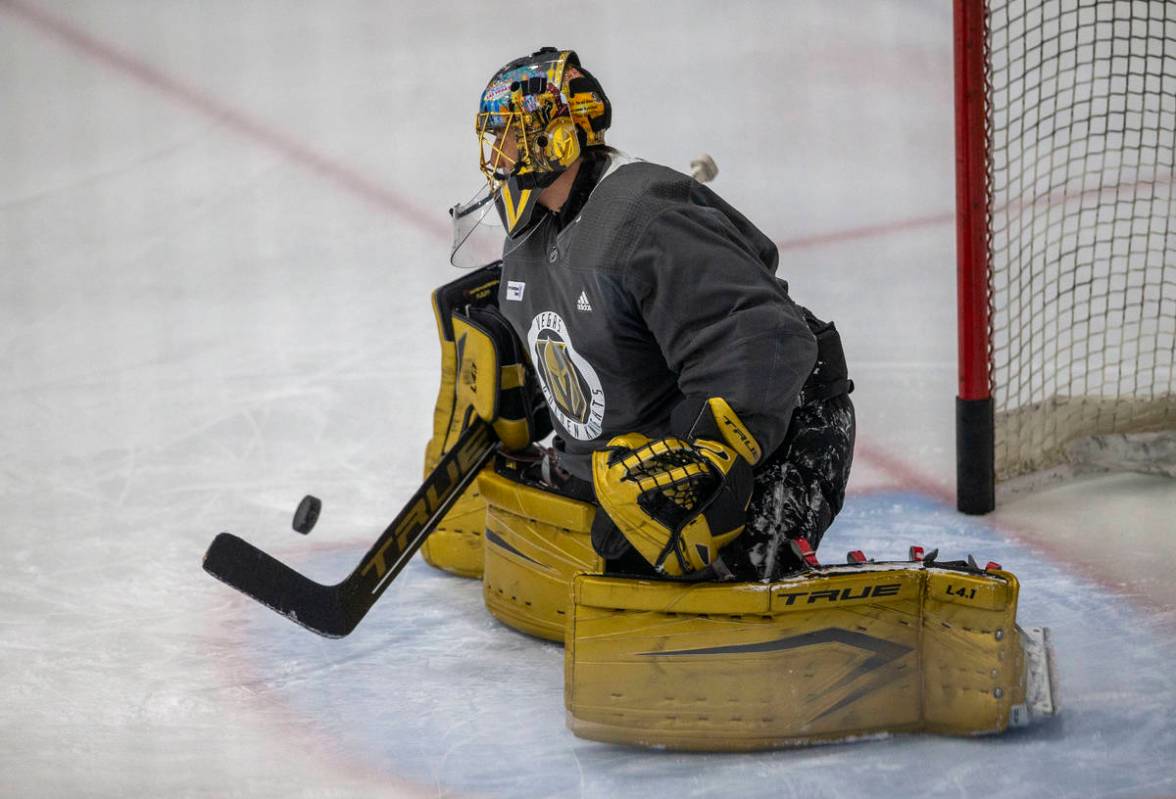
[546,118,580,167]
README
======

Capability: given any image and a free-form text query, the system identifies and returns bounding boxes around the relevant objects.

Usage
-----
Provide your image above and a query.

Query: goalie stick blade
[202,418,499,638]
[203,532,356,638]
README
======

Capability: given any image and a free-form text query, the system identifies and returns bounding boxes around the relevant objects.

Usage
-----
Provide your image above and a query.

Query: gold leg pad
[566,565,1055,750]
[419,484,486,579]
[479,468,602,641]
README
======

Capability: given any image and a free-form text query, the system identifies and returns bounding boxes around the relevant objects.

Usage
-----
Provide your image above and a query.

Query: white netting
[986,0,1176,481]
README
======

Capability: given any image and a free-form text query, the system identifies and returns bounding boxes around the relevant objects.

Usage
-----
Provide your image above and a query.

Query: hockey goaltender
[443,46,856,583]
[202,47,1057,752]
[423,47,1057,749]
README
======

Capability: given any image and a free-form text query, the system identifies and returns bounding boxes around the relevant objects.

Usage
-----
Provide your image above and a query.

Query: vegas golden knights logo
[527,311,605,441]
[535,337,588,422]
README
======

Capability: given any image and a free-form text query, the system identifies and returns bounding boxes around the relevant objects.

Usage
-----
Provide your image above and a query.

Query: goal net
[955,0,1176,512]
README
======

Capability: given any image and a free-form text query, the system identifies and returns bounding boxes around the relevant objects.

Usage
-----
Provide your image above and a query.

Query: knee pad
[479,457,602,641]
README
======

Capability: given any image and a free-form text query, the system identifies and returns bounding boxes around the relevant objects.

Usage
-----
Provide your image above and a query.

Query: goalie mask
[449,47,610,267]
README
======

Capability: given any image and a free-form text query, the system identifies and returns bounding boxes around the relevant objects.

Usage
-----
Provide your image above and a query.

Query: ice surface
[2,1,1174,797]
[233,501,1176,799]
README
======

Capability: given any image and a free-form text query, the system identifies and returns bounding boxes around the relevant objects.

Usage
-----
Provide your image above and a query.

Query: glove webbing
[612,439,714,522]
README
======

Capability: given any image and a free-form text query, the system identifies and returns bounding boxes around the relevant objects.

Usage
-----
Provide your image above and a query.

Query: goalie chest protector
[497,154,818,482]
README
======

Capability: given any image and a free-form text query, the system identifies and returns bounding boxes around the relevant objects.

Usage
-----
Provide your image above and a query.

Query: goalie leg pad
[565,564,1056,750]
[419,496,487,579]
[479,459,603,641]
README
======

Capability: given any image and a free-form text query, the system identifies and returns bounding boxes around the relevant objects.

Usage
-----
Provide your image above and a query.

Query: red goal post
[954,0,1176,514]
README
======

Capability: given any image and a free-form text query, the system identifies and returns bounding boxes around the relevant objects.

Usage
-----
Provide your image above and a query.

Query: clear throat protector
[448,180,547,270]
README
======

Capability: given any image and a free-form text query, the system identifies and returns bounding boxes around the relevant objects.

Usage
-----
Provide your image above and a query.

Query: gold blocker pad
[419,268,500,579]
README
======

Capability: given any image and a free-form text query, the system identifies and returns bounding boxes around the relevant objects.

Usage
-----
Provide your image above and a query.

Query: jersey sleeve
[622,205,817,457]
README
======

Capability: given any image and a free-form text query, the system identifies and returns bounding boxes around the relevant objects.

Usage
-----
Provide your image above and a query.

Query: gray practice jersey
[498,152,818,481]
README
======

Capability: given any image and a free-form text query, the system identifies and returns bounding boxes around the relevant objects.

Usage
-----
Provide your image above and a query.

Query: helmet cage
[476,109,531,190]
[476,102,577,194]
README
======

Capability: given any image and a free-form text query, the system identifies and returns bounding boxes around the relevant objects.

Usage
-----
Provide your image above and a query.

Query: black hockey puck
[293,495,322,534]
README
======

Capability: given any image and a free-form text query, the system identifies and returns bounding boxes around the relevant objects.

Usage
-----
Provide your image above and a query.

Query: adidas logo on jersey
[576,290,592,312]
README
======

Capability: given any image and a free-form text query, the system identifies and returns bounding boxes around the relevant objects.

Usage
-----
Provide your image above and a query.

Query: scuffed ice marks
[247,493,1176,799]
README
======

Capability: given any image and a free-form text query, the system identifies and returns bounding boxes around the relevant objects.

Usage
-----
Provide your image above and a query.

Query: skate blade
[1009,625,1058,727]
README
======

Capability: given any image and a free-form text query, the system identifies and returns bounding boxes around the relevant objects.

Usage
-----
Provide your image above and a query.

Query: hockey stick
[203,419,499,638]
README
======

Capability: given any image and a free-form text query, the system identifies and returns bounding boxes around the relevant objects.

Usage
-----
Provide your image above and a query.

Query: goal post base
[957,396,995,514]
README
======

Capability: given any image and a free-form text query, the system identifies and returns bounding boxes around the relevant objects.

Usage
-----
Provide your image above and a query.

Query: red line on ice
[775,211,956,252]
[0,0,449,240]
[851,441,1170,615]
[1,0,959,255]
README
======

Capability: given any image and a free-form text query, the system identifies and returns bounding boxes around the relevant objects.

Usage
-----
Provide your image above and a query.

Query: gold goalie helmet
[450,47,610,267]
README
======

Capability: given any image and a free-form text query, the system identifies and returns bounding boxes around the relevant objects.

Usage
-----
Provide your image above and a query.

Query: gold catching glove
[592,399,760,576]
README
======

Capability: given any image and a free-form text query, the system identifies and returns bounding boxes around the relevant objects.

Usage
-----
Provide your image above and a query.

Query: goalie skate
[1010,625,1058,728]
